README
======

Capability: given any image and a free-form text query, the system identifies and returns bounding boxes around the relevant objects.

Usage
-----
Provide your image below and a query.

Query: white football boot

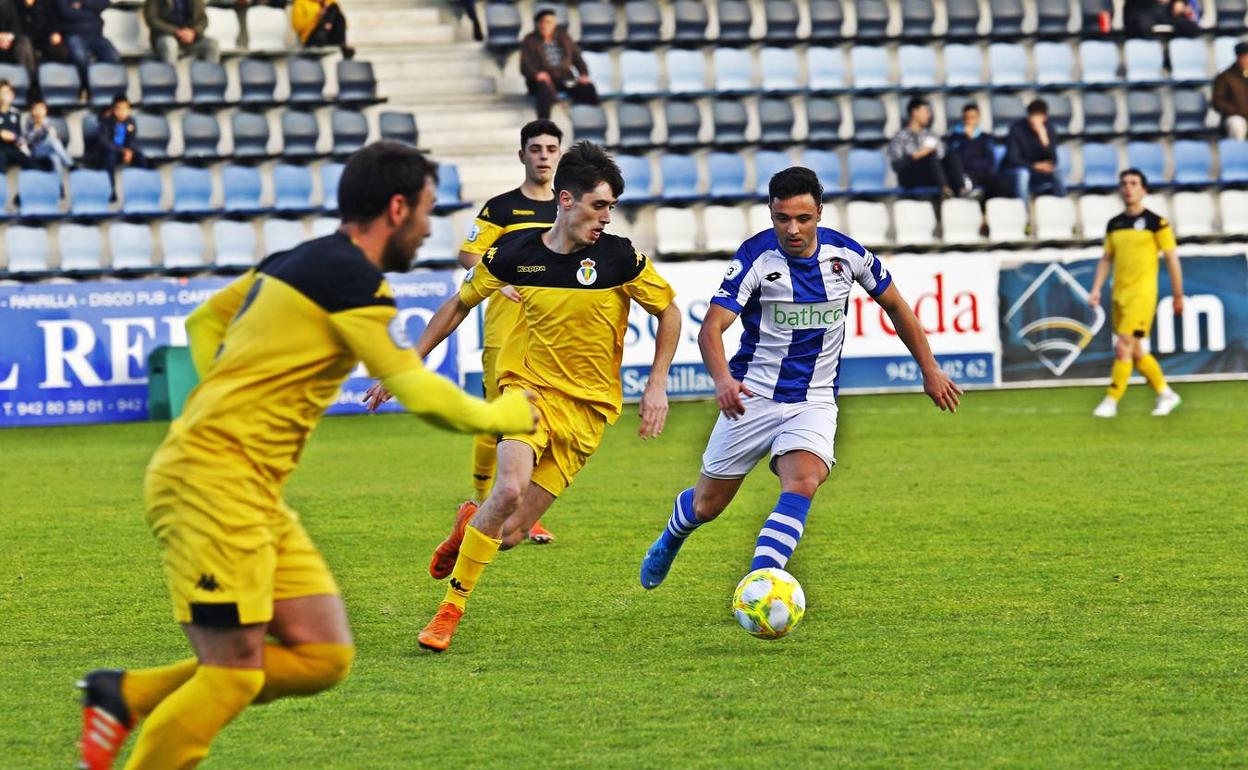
[1151,389,1182,416]
[1093,396,1119,418]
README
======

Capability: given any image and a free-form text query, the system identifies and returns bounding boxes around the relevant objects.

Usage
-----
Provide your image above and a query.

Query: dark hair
[906,97,930,117]
[553,140,623,199]
[338,140,439,223]
[520,119,563,148]
[1026,98,1049,116]
[534,8,556,23]
[1119,167,1149,191]
[768,166,824,203]
[0,79,12,94]
[112,94,130,108]
[961,102,980,114]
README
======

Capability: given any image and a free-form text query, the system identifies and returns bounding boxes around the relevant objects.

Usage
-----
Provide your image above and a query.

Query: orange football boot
[417,602,465,653]
[526,520,555,544]
[77,669,133,770]
[429,501,477,580]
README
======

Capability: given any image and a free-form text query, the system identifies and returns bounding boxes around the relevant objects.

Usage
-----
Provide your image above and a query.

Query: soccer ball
[732,568,806,639]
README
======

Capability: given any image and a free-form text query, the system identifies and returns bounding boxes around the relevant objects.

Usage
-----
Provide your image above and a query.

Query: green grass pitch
[2,382,1246,768]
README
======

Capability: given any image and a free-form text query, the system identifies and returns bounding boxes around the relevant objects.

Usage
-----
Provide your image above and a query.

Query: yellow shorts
[481,346,501,401]
[1112,294,1157,338]
[500,383,607,497]
[145,472,339,627]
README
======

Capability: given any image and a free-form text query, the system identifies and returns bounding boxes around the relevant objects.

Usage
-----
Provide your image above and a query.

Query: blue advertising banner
[999,255,1248,382]
[0,272,459,428]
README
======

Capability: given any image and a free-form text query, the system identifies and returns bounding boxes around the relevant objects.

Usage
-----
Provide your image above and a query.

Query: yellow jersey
[1104,209,1177,298]
[459,230,675,422]
[459,188,558,349]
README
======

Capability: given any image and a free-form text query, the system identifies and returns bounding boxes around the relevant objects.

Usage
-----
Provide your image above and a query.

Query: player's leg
[1095,324,1136,417]
[640,474,747,589]
[1131,326,1181,416]
[751,450,829,571]
[499,482,558,549]
[470,347,503,503]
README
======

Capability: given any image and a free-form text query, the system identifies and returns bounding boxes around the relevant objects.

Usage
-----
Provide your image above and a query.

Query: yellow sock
[254,643,355,704]
[1135,354,1168,394]
[124,665,263,770]
[1107,358,1133,400]
[443,525,501,610]
[122,659,198,719]
[471,433,499,502]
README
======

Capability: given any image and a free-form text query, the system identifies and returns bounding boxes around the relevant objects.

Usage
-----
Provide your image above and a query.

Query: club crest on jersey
[577,258,598,286]
[388,314,413,349]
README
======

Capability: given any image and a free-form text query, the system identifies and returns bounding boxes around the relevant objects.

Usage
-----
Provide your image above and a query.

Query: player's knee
[307,643,355,692]
[692,497,726,521]
[499,528,525,550]
[489,478,525,511]
[782,477,821,499]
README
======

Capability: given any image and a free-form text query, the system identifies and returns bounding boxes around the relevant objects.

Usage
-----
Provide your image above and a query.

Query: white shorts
[700,395,838,479]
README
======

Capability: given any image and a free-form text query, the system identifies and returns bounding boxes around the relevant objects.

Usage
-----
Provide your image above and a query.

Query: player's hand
[1172,294,1184,314]
[923,367,962,413]
[1088,288,1101,307]
[363,382,393,412]
[638,381,668,439]
[499,285,522,304]
[715,377,753,420]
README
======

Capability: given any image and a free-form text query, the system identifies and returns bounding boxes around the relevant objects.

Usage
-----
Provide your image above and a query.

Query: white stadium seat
[1171,191,1216,237]
[1033,196,1077,240]
[205,7,241,50]
[656,206,700,255]
[1220,190,1248,235]
[891,199,936,244]
[845,201,889,245]
[102,9,148,56]
[703,205,749,253]
[247,7,293,52]
[1077,194,1120,239]
[940,198,984,243]
[985,198,1027,242]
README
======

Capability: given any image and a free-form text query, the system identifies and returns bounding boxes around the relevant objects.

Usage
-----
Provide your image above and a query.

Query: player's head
[768,167,823,258]
[1026,98,1049,130]
[535,8,558,37]
[905,97,932,128]
[1118,168,1148,206]
[519,119,563,187]
[338,140,440,272]
[552,140,623,247]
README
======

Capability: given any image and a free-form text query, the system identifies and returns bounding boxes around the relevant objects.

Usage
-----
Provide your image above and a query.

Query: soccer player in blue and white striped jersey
[640,166,963,590]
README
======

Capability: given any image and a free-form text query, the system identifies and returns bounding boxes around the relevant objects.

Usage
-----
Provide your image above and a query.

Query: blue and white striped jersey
[710,227,892,403]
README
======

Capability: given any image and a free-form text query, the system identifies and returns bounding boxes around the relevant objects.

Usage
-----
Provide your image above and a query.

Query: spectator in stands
[19,0,70,65]
[1213,42,1248,141]
[0,79,32,170]
[93,94,147,200]
[948,103,1006,199]
[22,96,72,178]
[0,0,37,86]
[1001,98,1065,204]
[292,0,354,58]
[520,8,599,120]
[1124,0,1200,35]
[886,97,972,199]
[145,0,221,64]
[54,0,121,89]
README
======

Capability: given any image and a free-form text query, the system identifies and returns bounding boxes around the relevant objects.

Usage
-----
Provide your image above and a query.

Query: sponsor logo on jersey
[196,574,220,592]
[512,209,535,216]
[517,265,546,273]
[714,288,732,298]
[484,247,498,263]
[374,280,396,299]
[577,258,598,286]
[765,271,782,282]
[770,301,847,330]
[1134,217,1146,230]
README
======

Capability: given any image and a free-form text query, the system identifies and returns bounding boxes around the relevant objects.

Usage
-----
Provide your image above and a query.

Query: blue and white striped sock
[659,487,699,550]
[750,492,811,571]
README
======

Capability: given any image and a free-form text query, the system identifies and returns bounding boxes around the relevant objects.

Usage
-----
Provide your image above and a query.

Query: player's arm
[183,271,258,377]
[459,206,522,302]
[1088,246,1113,307]
[1158,221,1184,314]
[699,303,752,419]
[624,254,681,438]
[875,283,962,413]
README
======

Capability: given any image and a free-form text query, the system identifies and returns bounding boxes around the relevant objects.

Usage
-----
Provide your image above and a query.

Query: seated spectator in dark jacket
[92,95,147,198]
[0,78,33,171]
[1213,42,1248,141]
[54,0,120,87]
[0,0,37,85]
[886,97,971,198]
[520,9,599,120]
[1124,0,1201,35]
[19,0,69,63]
[947,103,1007,199]
[1001,98,1066,205]
[145,0,220,63]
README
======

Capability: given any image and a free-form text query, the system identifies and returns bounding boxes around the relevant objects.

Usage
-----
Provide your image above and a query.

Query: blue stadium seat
[160,221,206,272]
[282,110,321,156]
[716,0,753,41]
[1168,39,1210,83]
[59,223,106,273]
[1126,141,1166,184]
[581,51,614,97]
[1078,41,1120,85]
[109,222,155,272]
[222,164,264,213]
[18,170,61,217]
[1219,139,1248,183]
[713,100,749,145]
[263,218,304,255]
[850,97,887,142]
[989,94,1025,139]
[331,109,369,155]
[39,63,80,108]
[273,164,315,212]
[900,0,935,37]
[138,61,178,108]
[1035,0,1071,32]
[5,226,52,274]
[988,43,1028,89]
[1126,90,1163,134]
[854,0,890,38]
[120,168,164,215]
[379,111,418,145]
[1214,0,1246,30]
[1173,140,1213,186]
[809,0,844,39]
[336,60,376,103]
[713,48,754,93]
[659,154,700,201]
[943,44,983,89]
[172,165,215,215]
[1057,144,1076,187]
[664,101,702,147]
[484,3,522,46]
[667,50,708,95]
[436,163,463,208]
[0,63,29,104]
[1172,89,1209,133]
[620,50,661,97]
[758,97,795,143]
[182,112,222,159]
[1215,37,1238,71]
[1124,40,1165,84]
[239,58,278,105]
[805,96,842,142]
[850,46,889,90]
[190,60,228,106]
[287,57,326,105]
[754,150,790,195]
[760,48,801,92]
[570,104,608,145]
[673,0,710,41]
[1034,42,1075,88]
[616,155,654,203]
[213,220,258,268]
[1080,143,1118,188]
[320,162,344,211]
[616,102,655,149]
[945,0,980,35]
[1080,92,1118,135]
[624,0,662,43]
[847,148,890,194]
[231,111,271,158]
[88,62,128,109]
[1044,93,1072,134]
[134,112,171,161]
[577,2,616,45]
[807,47,846,92]
[1080,0,1112,29]
[988,0,1024,34]
[898,46,936,90]
[708,152,748,200]
[765,0,800,41]
[68,170,112,216]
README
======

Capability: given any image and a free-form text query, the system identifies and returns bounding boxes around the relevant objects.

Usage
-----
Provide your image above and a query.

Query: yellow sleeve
[459,217,506,258]
[458,258,506,307]
[290,0,320,41]
[328,305,533,435]
[623,252,676,315]
[1157,219,1177,252]
[185,271,259,377]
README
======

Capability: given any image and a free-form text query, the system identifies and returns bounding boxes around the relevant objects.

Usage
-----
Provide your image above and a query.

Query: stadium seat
[1079,0,1112,29]
[1124,40,1164,84]
[807,47,846,91]
[672,0,710,41]
[1033,196,1077,240]
[214,220,259,268]
[940,198,984,242]
[847,148,890,193]
[231,111,271,158]
[809,0,845,38]
[1214,0,1247,29]
[765,0,800,41]
[182,112,222,159]
[1169,39,1210,83]
[1034,42,1075,88]
[1172,90,1209,133]
[17,170,60,217]
[1078,41,1119,85]
[161,221,206,271]
[581,51,614,96]
[109,222,155,272]
[59,223,106,273]
[892,199,936,243]
[239,58,278,105]
[616,102,655,149]
[1035,0,1071,32]
[320,162,344,211]
[287,57,326,104]
[754,150,790,195]
[747,202,772,233]
[1143,192,1171,221]
[205,6,241,50]
[1126,91,1163,135]
[1045,94,1073,134]
[988,43,1028,88]
[713,48,754,93]
[576,2,616,45]
[282,110,321,155]
[943,44,983,89]
[331,109,368,155]
[1215,36,1238,70]
[5,226,52,274]
[263,218,305,255]
[707,152,748,200]
[616,155,654,203]
[664,101,701,146]
[435,164,464,209]
[134,112,171,161]
[1080,91,1118,135]
[716,0,754,41]
[273,164,315,212]
[1220,190,1248,234]
[138,61,178,108]
[222,165,264,213]
[989,94,1025,139]
[190,60,229,106]
[1077,194,1119,238]
[119,168,164,215]
[0,64,28,104]
[667,50,707,95]
[1172,140,1213,186]
[986,198,1027,241]
[988,0,1025,34]
[655,206,700,254]
[419,216,457,262]
[247,6,291,52]
[898,46,937,90]
[805,96,842,142]
[571,104,608,144]
[336,60,376,103]
[850,97,888,142]
[620,50,661,97]
[850,46,889,90]
[1079,143,1118,189]
[854,0,891,38]
[760,48,801,92]
[758,98,795,143]
[172,165,215,215]
[846,200,889,243]
[102,8,146,55]
[899,0,934,37]
[945,0,980,34]
[703,205,749,252]
[311,216,338,237]
[1057,144,1076,187]
[68,170,112,217]
[88,63,128,110]
[802,148,842,193]
[39,63,79,108]
[712,100,749,144]
[1171,191,1216,237]
[379,111,418,145]
[1219,139,1248,183]
[624,0,662,43]
[659,154,701,200]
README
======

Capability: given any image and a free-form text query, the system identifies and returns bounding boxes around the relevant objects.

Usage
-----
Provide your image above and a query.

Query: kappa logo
[196,574,220,592]
[449,577,467,594]
[577,257,598,286]
[764,271,782,282]
[1003,263,1105,375]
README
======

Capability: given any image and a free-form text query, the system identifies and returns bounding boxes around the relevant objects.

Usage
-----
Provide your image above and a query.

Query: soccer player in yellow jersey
[407,141,681,652]
[455,119,561,542]
[75,142,537,770]
[1089,168,1185,418]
